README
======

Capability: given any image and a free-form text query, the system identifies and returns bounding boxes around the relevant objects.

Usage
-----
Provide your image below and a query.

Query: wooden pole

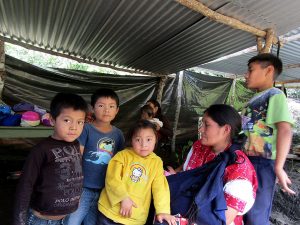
[172,71,184,152]
[276,79,300,84]
[284,63,300,70]
[0,39,5,98]
[261,28,275,53]
[176,0,278,44]
[257,37,264,53]
[156,76,167,105]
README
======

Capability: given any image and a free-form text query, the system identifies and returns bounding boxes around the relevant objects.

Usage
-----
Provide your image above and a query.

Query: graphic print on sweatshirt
[129,163,147,184]
[85,137,115,165]
[51,144,83,208]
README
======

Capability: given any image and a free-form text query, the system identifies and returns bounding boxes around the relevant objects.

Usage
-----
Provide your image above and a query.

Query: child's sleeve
[152,159,171,214]
[118,130,125,151]
[13,147,44,225]
[104,153,128,206]
[266,93,294,126]
[77,124,88,147]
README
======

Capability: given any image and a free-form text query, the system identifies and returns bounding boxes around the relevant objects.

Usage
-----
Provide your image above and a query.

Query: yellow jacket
[98,148,170,225]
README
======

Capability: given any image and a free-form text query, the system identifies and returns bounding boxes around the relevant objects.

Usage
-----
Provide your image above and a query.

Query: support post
[257,37,264,53]
[230,77,237,107]
[156,76,167,105]
[261,28,275,53]
[0,40,5,98]
[171,71,184,152]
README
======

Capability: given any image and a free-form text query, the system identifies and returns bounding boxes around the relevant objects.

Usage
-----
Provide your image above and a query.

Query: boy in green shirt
[242,53,295,225]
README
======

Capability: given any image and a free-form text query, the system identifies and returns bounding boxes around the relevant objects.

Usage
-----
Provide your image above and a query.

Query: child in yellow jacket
[98,120,176,225]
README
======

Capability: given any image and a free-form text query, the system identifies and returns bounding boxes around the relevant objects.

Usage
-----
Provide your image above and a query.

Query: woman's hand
[156,213,177,225]
[120,197,137,217]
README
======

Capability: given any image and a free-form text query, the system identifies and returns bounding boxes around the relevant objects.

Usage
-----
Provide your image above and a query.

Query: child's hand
[154,123,160,131]
[275,167,296,195]
[156,213,177,225]
[166,166,177,175]
[120,197,137,217]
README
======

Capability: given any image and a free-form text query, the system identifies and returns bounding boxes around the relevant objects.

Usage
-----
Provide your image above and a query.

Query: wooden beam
[284,63,300,70]
[176,0,278,44]
[276,79,300,84]
[0,36,161,77]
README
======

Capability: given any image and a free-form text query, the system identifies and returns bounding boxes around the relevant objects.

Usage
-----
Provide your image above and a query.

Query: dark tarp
[2,55,252,145]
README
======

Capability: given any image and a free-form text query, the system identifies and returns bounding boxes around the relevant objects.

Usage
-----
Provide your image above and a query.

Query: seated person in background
[167,104,258,225]
[146,99,172,144]
[13,93,88,225]
[97,120,176,225]
[140,104,163,129]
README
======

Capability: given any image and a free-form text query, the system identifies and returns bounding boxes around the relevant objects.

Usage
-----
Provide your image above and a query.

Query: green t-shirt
[242,87,293,159]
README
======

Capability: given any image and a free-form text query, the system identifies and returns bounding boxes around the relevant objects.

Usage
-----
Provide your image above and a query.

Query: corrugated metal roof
[1,0,300,75]
[199,34,300,82]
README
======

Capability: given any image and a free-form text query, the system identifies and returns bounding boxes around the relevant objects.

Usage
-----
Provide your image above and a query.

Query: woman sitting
[167,104,258,225]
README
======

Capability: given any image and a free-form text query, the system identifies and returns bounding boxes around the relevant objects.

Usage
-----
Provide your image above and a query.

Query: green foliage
[4,43,124,74]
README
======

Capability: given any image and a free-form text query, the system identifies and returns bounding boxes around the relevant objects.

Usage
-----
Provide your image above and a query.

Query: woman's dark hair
[50,92,88,119]
[125,120,158,147]
[204,104,242,142]
[146,99,162,118]
[140,105,154,118]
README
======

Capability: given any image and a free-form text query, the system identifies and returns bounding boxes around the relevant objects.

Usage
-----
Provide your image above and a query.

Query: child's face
[93,97,119,123]
[51,108,86,142]
[199,113,230,152]
[131,128,156,157]
[245,62,271,90]
[141,111,150,120]
[147,102,158,115]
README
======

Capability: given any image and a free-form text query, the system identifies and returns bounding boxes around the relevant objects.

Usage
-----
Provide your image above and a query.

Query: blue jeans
[243,157,276,225]
[96,211,123,225]
[67,187,101,225]
[27,209,67,225]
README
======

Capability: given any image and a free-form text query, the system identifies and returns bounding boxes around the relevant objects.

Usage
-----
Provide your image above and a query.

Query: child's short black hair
[91,88,119,107]
[125,120,158,147]
[50,93,88,119]
[248,53,283,78]
[140,105,154,118]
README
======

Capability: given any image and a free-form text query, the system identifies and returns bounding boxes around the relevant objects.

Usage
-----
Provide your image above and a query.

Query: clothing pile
[0,101,52,127]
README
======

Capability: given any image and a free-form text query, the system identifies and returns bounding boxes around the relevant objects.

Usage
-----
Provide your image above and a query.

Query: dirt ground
[270,160,300,225]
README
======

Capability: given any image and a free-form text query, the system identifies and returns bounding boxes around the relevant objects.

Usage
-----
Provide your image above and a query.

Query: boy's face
[93,97,119,123]
[245,62,273,91]
[51,108,86,142]
[131,128,156,157]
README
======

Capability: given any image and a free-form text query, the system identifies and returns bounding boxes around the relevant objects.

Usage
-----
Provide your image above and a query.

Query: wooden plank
[0,126,53,138]
[276,79,300,84]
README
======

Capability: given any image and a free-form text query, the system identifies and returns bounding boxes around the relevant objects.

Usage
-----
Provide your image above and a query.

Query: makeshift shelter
[1,1,300,225]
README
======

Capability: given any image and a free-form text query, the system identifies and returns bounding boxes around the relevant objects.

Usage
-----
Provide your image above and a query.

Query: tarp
[2,55,253,145]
